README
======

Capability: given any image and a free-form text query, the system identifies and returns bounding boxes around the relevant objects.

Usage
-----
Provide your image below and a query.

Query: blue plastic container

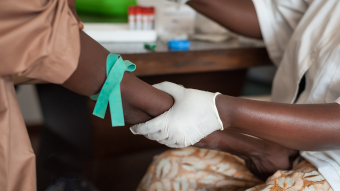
[168,40,191,51]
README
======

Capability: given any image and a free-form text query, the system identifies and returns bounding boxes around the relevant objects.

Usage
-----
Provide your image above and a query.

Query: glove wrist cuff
[213,92,224,130]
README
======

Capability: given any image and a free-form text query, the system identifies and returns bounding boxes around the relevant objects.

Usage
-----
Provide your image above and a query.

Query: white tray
[83,23,157,43]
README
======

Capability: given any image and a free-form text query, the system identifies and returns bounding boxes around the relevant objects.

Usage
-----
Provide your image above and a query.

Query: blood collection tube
[142,7,149,30]
[135,6,142,30]
[128,6,136,30]
[148,7,155,30]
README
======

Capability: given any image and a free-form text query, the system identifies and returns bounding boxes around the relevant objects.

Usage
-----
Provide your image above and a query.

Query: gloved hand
[130,82,224,148]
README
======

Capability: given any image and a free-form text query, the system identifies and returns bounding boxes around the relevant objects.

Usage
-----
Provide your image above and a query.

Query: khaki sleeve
[0,0,80,84]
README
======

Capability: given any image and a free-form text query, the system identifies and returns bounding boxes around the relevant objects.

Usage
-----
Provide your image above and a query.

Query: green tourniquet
[91,54,136,127]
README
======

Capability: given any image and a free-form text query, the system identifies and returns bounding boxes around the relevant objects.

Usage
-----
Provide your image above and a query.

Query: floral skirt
[137,147,333,191]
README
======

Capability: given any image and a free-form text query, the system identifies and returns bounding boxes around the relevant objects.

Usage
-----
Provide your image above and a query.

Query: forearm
[187,0,262,39]
[63,31,108,96]
[216,95,340,151]
[63,31,173,124]
[120,72,174,124]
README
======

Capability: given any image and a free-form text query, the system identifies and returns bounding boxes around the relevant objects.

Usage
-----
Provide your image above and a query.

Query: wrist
[120,72,174,117]
[215,94,235,130]
[145,90,174,117]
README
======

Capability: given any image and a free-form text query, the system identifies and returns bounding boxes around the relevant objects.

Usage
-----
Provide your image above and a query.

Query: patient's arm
[63,31,174,124]
[216,95,340,151]
[188,0,262,39]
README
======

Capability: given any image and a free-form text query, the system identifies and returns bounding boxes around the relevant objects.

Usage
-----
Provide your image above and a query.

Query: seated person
[133,0,340,190]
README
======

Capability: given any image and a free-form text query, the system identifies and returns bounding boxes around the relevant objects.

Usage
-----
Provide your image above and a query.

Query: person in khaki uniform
[0,0,175,190]
[0,0,80,190]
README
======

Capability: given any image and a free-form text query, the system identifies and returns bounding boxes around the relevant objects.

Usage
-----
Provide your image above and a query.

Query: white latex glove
[130,82,224,148]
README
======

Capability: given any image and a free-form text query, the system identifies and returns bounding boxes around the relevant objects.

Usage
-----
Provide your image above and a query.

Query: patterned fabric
[138,147,333,191]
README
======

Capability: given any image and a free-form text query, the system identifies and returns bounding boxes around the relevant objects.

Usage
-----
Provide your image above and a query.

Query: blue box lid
[168,40,190,51]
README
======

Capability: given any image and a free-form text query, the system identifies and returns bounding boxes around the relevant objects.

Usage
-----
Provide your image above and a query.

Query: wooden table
[104,38,271,77]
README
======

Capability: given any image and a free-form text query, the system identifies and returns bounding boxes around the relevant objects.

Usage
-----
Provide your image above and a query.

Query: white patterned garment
[252,0,340,190]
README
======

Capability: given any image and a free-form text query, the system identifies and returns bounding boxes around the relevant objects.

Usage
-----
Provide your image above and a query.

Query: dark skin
[188,0,340,150]
[186,0,296,180]
[216,96,340,151]
[200,96,340,179]
[64,0,174,123]
[187,0,262,39]
[63,31,174,124]
[195,130,298,181]
[62,0,306,181]
[187,0,340,179]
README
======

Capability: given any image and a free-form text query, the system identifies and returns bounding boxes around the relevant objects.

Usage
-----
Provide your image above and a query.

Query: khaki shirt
[0,0,80,190]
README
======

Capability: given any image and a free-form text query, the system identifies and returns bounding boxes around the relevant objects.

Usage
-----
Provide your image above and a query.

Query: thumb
[153,81,185,99]
[130,112,168,135]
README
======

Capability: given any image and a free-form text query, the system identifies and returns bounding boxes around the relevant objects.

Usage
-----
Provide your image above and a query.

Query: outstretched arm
[187,0,262,39]
[63,31,174,124]
[131,82,340,152]
[216,95,340,151]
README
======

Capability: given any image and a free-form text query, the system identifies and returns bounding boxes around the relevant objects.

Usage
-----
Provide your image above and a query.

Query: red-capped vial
[128,6,136,30]
[142,7,149,30]
[148,7,155,30]
[135,6,142,30]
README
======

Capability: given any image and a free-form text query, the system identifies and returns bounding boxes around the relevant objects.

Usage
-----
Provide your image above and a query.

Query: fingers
[158,130,203,148]
[130,112,167,135]
[130,123,159,135]
[164,137,186,148]
[158,134,187,148]
[158,139,183,148]
[166,144,186,149]
[146,130,169,141]
[153,82,185,98]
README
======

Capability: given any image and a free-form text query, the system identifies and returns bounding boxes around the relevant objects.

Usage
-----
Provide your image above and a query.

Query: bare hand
[194,130,299,181]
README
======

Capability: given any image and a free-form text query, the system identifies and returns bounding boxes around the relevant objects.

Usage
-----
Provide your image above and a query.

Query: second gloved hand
[130,82,223,148]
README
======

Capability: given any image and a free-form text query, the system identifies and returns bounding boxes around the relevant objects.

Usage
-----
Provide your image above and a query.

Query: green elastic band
[91,54,136,127]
